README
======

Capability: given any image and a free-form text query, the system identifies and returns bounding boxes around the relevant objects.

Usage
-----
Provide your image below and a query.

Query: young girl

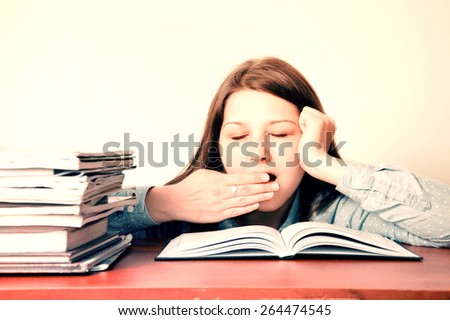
[109,57,450,248]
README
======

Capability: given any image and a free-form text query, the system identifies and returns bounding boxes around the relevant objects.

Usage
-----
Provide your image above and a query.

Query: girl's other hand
[298,106,336,164]
[298,106,343,185]
[146,169,278,224]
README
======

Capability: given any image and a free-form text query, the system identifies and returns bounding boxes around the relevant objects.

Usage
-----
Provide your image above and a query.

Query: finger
[225,181,279,199]
[197,192,271,223]
[191,201,262,223]
[305,106,328,115]
[300,107,335,134]
[299,107,314,131]
[220,191,274,211]
[223,172,271,185]
[220,202,262,219]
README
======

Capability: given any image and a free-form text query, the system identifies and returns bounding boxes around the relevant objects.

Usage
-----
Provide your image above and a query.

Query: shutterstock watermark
[103,133,347,168]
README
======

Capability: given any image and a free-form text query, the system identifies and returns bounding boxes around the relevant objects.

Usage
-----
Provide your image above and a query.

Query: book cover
[0,234,133,273]
[0,232,120,263]
[0,217,109,253]
[0,148,135,171]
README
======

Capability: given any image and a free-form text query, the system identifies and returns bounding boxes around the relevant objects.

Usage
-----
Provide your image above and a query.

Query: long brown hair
[168,57,341,219]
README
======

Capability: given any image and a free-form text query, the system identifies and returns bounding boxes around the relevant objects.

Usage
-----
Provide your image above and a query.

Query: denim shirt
[108,160,450,248]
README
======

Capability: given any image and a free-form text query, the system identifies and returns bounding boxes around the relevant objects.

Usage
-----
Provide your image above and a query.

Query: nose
[249,133,273,163]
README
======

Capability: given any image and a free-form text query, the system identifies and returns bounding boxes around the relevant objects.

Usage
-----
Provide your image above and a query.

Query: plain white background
[1,0,449,186]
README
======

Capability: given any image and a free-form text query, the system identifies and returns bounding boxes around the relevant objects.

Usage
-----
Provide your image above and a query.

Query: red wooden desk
[0,244,449,300]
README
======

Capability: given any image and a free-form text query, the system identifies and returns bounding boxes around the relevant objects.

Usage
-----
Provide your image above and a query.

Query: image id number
[260,304,331,316]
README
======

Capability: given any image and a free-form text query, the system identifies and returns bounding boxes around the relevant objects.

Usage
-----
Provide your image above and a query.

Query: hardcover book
[155,221,421,260]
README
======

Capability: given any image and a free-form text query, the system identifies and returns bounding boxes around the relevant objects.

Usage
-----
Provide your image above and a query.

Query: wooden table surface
[0,244,449,299]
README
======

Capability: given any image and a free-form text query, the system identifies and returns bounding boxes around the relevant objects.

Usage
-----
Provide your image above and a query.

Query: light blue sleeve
[310,160,450,247]
[108,186,160,234]
[108,186,194,241]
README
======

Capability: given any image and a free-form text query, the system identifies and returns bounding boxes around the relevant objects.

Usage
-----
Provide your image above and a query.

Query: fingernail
[265,192,274,198]
[271,182,279,191]
[261,174,269,181]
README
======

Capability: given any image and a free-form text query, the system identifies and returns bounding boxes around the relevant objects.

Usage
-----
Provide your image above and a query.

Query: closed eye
[269,133,288,138]
[231,134,248,140]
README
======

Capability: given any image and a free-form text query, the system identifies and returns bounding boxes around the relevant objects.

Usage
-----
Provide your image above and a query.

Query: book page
[165,241,282,258]
[159,225,286,258]
[292,235,414,257]
[280,221,418,257]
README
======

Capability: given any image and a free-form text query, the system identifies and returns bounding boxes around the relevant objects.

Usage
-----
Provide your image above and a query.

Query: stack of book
[0,148,136,273]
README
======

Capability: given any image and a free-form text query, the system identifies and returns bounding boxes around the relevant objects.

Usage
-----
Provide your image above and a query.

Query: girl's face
[219,89,304,212]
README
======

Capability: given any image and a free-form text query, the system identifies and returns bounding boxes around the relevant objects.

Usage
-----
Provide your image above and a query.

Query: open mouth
[268,173,277,182]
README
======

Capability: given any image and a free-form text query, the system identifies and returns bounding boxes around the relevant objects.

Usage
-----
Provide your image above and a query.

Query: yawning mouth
[268,173,277,182]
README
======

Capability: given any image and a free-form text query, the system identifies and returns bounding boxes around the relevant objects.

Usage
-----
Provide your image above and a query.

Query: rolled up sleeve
[314,160,450,247]
[336,160,432,212]
[108,186,160,234]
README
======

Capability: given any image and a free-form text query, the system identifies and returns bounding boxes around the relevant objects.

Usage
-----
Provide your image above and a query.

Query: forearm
[145,185,179,224]
[330,161,450,247]
[301,150,345,186]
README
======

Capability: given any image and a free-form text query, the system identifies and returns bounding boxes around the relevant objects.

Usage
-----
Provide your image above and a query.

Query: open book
[155,221,421,260]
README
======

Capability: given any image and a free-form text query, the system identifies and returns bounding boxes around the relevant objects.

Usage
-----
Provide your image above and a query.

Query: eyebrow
[223,120,297,127]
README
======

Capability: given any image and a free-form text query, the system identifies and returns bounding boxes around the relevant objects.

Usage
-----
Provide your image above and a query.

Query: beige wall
[1,0,449,186]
